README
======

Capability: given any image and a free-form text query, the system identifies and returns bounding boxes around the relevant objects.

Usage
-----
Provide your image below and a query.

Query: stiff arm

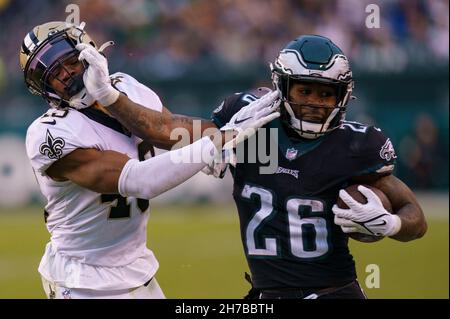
[47,135,222,198]
[108,94,218,150]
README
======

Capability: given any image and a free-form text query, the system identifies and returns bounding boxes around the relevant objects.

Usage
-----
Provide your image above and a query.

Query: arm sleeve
[118,136,220,199]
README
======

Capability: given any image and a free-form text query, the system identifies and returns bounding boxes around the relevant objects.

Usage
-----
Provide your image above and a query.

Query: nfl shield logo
[286,148,298,161]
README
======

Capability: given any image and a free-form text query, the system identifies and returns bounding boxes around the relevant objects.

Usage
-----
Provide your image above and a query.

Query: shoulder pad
[26,110,101,175]
[341,122,397,175]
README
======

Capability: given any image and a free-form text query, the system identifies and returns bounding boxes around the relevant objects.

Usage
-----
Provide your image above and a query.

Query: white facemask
[283,101,341,139]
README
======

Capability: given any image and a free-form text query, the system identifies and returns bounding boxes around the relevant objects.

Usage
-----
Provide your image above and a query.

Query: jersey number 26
[242,184,329,259]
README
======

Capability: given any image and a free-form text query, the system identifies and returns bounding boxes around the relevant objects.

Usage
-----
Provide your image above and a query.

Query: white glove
[332,185,402,237]
[68,87,95,110]
[221,90,280,150]
[76,43,120,106]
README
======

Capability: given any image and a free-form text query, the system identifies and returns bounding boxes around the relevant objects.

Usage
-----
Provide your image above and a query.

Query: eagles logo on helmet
[270,35,355,139]
[19,21,97,108]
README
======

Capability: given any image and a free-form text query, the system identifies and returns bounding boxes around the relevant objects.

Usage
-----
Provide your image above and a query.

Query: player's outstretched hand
[76,43,120,107]
[332,185,401,237]
[221,90,280,150]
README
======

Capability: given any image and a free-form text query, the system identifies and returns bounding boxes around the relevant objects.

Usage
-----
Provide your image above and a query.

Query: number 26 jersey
[212,88,397,289]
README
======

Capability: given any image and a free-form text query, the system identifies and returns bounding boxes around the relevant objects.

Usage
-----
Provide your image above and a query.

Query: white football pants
[41,276,166,299]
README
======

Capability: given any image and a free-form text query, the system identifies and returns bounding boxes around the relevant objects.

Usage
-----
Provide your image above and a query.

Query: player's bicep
[46,148,130,194]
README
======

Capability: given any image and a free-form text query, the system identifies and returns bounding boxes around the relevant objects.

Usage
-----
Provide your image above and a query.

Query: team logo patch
[275,166,299,179]
[39,129,66,159]
[285,148,298,161]
[379,138,397,161]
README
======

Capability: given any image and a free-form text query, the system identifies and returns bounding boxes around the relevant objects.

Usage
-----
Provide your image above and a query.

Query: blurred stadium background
[0,0,448,298]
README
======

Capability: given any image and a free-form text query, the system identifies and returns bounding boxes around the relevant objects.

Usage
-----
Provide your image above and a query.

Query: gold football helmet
[19,21,96,107]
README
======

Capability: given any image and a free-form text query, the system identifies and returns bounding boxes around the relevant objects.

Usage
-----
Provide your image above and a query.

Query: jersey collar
[267,118,328,161]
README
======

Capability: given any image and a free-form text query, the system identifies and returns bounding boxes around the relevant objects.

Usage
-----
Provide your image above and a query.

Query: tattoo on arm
[107,94,170,142]
[107,94,218,149]
[172,114,195,126]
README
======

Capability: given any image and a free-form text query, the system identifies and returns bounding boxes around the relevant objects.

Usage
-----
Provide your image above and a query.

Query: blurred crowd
[398,113,449,189]
[0,0,448,190]
[0,0,448,81]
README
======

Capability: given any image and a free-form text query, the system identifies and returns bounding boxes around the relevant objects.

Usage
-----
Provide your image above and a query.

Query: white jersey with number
[25,72,163,290]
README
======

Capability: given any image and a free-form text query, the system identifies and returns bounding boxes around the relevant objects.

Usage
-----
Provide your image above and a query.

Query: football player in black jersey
[209,35,427,299]
[71,34,427,299]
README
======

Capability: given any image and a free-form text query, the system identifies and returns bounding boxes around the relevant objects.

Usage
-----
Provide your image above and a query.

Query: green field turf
[0,202,448,299]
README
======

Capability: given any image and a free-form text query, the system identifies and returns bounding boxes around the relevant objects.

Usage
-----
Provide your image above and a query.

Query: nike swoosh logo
[234,116,252,124]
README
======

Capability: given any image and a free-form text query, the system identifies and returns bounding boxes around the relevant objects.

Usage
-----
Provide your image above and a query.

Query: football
[336,184,393,243]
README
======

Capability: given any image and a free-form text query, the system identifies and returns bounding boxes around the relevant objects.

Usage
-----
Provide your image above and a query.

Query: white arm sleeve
[118,136,219,199]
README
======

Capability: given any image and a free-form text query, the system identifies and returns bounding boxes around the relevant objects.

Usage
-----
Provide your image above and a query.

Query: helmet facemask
[46,53,86,98]
[273,71,351,139]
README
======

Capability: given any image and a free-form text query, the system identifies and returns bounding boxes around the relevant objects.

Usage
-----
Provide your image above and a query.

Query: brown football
[336,184,393,243]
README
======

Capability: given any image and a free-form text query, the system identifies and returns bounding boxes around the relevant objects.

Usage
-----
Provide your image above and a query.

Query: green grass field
[0,201,448,299]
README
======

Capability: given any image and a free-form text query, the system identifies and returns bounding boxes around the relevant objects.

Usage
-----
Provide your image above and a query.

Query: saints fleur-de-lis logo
[39,130,66,159]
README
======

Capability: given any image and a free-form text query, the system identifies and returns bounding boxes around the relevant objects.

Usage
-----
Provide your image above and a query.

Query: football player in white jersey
[20,21,280,299]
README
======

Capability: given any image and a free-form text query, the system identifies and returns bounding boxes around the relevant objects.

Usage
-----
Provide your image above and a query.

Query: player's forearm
[108,94,218,150]
[390,203,427,242]
[107,94,173,146]
[168,114,220,149]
